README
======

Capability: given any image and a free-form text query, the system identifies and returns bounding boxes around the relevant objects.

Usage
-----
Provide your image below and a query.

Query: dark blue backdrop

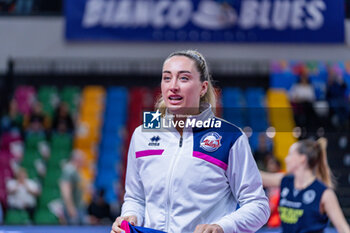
[65,0,344,43]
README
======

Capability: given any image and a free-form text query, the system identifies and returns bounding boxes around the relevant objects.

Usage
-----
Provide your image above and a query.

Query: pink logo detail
[203,138,221,148]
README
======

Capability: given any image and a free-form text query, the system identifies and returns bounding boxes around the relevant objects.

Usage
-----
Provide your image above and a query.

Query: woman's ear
[300,153,308,165]
[200,81,209,97]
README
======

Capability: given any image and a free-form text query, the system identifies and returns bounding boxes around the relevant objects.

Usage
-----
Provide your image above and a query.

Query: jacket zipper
[179,136,183,147]
[165,134,183,231]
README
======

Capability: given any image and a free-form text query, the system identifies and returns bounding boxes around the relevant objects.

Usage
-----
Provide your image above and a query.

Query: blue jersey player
[261,138,350,233]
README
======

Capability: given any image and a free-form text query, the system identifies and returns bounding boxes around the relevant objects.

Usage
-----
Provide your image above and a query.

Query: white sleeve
[6,180,17,192]
[121,130,145,226]
[27,180,40,194]
[215,134,270,233]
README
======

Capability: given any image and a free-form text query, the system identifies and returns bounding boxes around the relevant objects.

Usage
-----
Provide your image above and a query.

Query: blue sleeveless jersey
[278,176,329,233]
[121,221,166,233]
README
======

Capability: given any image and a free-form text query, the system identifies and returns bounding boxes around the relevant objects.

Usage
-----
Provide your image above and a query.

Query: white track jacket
[121,106,270,233]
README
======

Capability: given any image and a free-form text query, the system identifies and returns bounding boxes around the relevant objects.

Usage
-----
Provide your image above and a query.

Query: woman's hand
[111,215,137,233]
[193,224,224,233]
[67,205,77,219]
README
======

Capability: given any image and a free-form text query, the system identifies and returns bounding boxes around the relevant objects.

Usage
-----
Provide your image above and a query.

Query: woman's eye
[180,76,189,81]
[163,76,171,81]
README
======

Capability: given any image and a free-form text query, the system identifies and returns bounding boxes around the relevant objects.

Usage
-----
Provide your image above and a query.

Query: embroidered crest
[200,132,222,152]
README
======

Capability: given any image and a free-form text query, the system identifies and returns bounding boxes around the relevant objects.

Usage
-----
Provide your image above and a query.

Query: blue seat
[105,187,117,203]
[270,72,297,90]
[222,88,246,127]
[103,117,125,128]
[108,87,128,98]
[93,86,128,205]
[95,170,120,189]
[245,88,268,132]
[249,133,260,152]
[100,134,122,145]
[309,73,327,100]
[98,152,121,168]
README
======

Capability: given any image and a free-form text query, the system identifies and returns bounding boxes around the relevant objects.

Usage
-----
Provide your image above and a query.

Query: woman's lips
[168,95,183,104]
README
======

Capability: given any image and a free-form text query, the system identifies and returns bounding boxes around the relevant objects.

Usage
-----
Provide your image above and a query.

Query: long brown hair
[155,50,216,115]
[297,138,335,189]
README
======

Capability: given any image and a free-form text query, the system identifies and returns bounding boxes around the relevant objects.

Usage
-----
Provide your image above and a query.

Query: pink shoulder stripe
[193,151,228,170]
[136,149,164,158]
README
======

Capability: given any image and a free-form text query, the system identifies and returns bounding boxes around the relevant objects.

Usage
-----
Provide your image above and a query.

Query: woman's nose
[169,78,179,91]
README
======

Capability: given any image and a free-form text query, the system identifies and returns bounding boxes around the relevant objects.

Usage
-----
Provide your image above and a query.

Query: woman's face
[161,55,208,115]
[285,143,306,173]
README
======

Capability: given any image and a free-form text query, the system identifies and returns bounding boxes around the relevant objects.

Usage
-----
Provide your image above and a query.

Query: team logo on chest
[302,190,316,204]
[200,132,222,152]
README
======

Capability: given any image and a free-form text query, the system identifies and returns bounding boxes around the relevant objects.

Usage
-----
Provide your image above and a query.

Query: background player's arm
[260,171,284,188]
[59,181,77,218]
[322,189,350,233]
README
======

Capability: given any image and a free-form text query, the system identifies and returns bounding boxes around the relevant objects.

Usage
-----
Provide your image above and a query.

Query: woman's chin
[168,106,185,115]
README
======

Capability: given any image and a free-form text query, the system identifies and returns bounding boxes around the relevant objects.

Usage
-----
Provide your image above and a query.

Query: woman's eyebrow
[162,70,191,74]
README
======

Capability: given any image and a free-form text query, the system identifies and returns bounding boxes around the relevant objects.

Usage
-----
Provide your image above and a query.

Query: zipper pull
[179,136,183,147]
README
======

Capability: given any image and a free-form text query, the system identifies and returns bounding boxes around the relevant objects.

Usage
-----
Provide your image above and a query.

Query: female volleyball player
[111,50,270,233]
[261,138,350,233]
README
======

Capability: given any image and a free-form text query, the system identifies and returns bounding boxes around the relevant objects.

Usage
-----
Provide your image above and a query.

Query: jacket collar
[163,103,215,130]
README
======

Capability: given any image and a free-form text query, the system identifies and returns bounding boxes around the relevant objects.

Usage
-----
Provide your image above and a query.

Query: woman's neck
[174,116,186,137]
[294,168,315,190]
[171,108,201,136]
[170,109,200,117]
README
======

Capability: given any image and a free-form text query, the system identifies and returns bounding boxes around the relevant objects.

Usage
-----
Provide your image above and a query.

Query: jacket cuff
[215,217,236,233]
[121,211,144,226]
